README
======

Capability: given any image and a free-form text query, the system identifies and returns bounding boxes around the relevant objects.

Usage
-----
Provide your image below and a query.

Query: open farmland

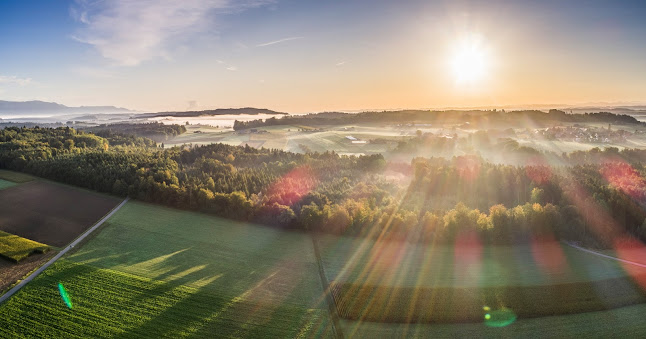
[316,234,646,323]
[0,169,35,183]
[339,303,646,338]
[0,181,120,247]
[0,201,334,338]
[0,231,49,262]
[0,176,120,296]
[0,251,56,294]
[164,123,404,156]
[0,179,16,190]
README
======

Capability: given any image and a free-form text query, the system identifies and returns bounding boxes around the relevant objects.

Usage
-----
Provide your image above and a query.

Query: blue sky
[1,0,645,112]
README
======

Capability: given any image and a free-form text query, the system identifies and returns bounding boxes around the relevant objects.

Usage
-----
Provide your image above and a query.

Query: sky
[1,0,645,113]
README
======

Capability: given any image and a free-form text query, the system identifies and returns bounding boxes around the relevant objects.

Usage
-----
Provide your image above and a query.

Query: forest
[233,109,644,130]
[2,126,646,249]
[82,122,186,143]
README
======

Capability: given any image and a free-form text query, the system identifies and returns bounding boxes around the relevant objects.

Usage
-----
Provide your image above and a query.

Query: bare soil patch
[0,250,56,294]
[0,181,120,247]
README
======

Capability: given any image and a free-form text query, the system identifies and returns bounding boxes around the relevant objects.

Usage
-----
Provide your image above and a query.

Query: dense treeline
[82,122,186,142]
[140,107,286,118]
[3,126,646,249]
[233,109,644,130]
[0,126,386,226]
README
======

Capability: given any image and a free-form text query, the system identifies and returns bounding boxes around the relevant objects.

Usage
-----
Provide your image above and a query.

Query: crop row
[0,260,331,338]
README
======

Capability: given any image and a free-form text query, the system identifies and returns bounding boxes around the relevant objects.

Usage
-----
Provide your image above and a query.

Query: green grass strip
[0,170,35,183]
[0,231,50,262]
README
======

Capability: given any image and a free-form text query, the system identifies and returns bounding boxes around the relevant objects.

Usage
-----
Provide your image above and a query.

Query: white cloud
[335,61,347,66]
[256,36,304,47]
[0,75,32,86]
[226,66,238,71]
[71,0,271,66]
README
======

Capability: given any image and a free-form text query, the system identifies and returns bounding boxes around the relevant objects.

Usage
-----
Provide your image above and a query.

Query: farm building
[345,136,367,144]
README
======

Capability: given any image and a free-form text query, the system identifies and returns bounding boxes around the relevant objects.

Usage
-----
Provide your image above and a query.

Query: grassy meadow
[0,169,35,183]
[0,201,333,338]
[317,234,646,323]
[317,234,642,288]
[339,303,646,338]
[0,179,16,190]
[164,124,403,156]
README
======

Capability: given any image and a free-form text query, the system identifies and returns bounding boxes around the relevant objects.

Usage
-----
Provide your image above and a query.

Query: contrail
[256,37,304,47]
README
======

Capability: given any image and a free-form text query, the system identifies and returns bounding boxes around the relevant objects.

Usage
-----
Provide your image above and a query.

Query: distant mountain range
[0,100,133,115]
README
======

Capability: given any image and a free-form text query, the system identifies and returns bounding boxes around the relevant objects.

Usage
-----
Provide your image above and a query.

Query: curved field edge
[330,276,646,323]
[0,260,332,338]
[0,179,17,190]
[0,170,34,183]
[317,233,646,323]
[339,302,646,338]
[316,234,645,288]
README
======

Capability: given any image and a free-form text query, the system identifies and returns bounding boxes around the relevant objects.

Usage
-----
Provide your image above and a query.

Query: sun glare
[450,35,490,85]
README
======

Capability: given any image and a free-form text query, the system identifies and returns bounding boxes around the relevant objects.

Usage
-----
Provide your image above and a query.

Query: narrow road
[565,241,646,268]
[0,197,129,305]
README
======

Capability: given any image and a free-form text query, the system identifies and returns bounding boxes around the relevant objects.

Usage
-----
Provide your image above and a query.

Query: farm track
[0,197,129,305]
[565,241,646,268]
[311,234,344,339]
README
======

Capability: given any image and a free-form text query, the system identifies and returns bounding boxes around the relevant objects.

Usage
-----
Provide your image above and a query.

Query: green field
[0,179,16,190]
[317,234,646,323]
[164,123,646,165]
[318,234,642,288]
[4,200,646,336]
[339,303,646,338]
[0,202,333,338]
[0,231,49,262]
[0,170,35,183]
[164,124,403,155]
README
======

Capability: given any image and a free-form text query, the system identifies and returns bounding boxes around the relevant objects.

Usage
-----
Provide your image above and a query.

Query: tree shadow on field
[111,261,332,339]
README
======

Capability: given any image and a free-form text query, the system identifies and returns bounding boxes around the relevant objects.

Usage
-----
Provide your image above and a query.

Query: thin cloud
[71,0,272,66]
[335,61,347,66]
[215,59,238,71]
[256,36,304,47]
[73,66,117,79]
[0,75,32,86]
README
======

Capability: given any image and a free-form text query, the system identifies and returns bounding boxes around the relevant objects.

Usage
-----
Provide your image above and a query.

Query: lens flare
[58,282,73,309]
[265,165,317,206]
[483,307,516,327]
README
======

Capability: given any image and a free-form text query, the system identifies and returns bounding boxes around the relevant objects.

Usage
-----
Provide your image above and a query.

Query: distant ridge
[0,100,133,115]
[136,107,288,119]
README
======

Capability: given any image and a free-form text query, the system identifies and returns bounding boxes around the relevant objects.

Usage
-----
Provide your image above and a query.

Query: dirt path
[0,197,129,305]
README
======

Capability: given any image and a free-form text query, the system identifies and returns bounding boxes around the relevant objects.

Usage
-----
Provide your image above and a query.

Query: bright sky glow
[450,35,490,86]
[0,0,645,112]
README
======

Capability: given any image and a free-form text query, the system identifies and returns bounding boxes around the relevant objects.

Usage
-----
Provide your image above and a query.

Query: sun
[450,36,490,85]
